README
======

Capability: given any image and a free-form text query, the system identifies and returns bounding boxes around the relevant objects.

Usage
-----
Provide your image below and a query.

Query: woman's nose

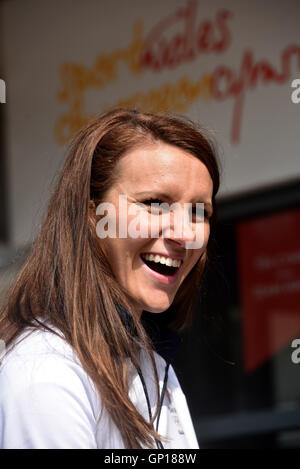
[161,207,196,245]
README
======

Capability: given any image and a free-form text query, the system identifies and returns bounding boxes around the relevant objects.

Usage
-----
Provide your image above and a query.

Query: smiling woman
[99,142,214,315]
[0,108,220,449]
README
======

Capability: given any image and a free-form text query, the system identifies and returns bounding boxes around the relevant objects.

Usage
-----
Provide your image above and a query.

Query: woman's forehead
[116,143,211,182]
[111,143,213,204]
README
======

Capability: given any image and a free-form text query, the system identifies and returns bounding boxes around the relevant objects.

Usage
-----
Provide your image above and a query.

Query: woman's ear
[89,199,97,218]
[88,199,97,226]
[89,199,96,211]
[89,199,103,223]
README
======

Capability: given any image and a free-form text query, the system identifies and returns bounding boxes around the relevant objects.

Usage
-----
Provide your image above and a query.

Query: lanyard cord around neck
[156,362,170,433]
[137,364,170,450]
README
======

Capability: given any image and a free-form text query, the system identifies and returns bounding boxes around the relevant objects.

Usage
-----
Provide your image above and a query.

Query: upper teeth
[142,253,182,268]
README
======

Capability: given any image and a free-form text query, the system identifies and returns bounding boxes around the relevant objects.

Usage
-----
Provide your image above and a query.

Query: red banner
[237,208,300,373]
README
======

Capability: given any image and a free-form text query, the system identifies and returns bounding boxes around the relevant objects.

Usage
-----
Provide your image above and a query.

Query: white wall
[1,0,300,247]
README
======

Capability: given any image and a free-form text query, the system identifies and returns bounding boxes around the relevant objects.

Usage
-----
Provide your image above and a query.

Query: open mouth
[140,253,181,277]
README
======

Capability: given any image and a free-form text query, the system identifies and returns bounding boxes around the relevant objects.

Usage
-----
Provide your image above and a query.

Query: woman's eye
[141,200,211,219]
[142,198,163,205]
[189,206,210,221]
[142,198,168,213]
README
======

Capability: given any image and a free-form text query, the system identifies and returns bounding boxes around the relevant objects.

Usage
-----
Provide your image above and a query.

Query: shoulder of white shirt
[0,321,175,385]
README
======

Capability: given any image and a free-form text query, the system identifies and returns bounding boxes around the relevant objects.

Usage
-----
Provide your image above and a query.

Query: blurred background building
[0,0,300,448]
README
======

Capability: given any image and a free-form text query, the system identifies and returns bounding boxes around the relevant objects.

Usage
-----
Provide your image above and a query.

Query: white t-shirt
[0,327,199,449]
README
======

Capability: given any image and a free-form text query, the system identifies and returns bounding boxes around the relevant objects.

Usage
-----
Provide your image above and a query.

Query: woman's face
[99,142,213,317]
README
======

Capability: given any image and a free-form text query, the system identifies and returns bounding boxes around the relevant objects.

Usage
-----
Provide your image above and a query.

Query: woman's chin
[144,306,169,314]
[140,297,174,314]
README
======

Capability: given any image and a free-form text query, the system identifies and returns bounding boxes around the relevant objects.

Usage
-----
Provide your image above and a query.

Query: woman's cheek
[192,221,210,250]
[126,208,154,239]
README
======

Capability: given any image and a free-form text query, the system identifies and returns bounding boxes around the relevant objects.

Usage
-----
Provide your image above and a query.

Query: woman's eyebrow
[135,190,171,199]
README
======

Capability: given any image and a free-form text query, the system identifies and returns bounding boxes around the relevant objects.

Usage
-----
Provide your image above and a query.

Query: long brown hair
[0,108,220,448]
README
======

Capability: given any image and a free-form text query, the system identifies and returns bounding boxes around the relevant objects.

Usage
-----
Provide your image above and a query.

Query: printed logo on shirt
[0,339,6,364]
[166,388,185,436]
